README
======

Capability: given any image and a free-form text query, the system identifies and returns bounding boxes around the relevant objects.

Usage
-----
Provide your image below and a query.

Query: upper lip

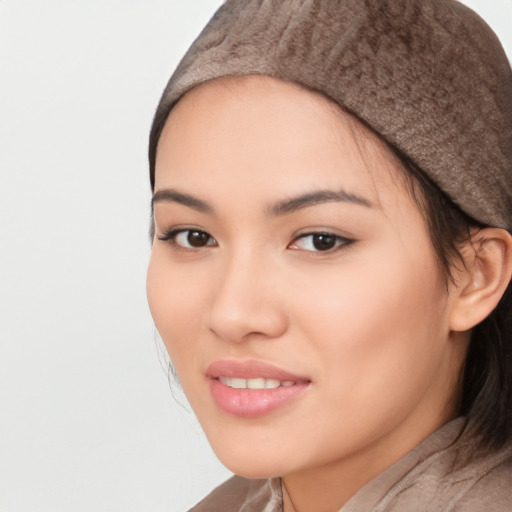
[206,359,309,382]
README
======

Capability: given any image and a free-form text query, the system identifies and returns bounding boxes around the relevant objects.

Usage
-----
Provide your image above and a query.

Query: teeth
[218,376,295,389]
[264,378,281,389]
[247,378,265,389]
[230,377,246,389]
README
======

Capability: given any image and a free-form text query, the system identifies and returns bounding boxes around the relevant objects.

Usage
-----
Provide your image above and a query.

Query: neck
[281,412,456,512]
[282,456,380,512]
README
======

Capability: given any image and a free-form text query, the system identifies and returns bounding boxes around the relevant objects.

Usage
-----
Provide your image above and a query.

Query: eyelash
[157,228,354,253]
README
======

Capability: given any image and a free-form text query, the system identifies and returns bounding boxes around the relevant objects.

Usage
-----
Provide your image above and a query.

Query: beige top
[189,419,512,511]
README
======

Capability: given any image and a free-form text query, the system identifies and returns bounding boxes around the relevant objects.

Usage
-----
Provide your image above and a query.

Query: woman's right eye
[157,229,217,249]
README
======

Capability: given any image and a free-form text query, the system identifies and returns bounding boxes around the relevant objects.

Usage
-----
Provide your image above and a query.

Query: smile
[207,360,310,418]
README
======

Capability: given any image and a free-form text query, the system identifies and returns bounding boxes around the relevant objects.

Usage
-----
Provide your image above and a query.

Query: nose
[207,252,288,344]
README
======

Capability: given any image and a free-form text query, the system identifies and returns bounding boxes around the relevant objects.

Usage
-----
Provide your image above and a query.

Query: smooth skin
[147,76,512,512]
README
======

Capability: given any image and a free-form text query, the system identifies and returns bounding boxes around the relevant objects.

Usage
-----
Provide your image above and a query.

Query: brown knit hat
[149,0,512,231]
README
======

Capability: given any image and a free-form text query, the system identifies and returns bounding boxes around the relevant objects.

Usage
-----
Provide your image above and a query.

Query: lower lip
[209,379,309,418]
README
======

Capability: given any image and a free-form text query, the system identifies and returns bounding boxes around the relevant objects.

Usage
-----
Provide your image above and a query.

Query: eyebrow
[151,187,372,216]
[151,189,213,213]
[268,189,372,216]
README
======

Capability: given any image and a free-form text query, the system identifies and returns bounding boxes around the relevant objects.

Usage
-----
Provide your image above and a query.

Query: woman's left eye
[288,232,352,252]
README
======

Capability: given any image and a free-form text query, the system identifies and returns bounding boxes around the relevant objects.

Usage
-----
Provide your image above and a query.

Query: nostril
[207,300,288,344]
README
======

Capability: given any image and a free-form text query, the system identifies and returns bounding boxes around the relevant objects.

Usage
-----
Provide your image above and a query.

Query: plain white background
[0,1,510,511]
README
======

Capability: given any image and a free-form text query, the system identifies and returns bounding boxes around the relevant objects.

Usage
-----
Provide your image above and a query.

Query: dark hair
[394,150,512,449]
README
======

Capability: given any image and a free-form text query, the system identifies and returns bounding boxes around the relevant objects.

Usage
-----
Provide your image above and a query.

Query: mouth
[207,360,311,418]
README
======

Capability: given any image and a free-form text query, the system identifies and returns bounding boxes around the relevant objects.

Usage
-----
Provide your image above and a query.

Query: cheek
[146,251,207,369]
[290,245,449,395]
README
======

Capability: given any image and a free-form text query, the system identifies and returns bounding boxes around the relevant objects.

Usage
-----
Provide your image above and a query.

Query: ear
[449,228,512,332]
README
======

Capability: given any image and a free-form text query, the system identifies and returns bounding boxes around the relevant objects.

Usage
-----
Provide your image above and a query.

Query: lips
[207,360,310,418]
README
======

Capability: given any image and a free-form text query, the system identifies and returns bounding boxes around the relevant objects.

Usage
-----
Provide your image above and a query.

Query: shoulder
[344,420,512,512]
[451,446,512,511]
[386,435,512,511]
[188,476,282,512]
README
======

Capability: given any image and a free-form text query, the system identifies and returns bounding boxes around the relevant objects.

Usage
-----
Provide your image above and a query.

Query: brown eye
[186,230,211,247]
[289,232,353,252]
[311,234,336,251]
[158,229,217,249]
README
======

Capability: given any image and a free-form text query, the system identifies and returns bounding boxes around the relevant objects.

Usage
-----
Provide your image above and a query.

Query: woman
[146,0,512,510]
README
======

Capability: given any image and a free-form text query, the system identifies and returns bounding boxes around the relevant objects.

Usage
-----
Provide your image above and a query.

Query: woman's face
[147,76,467,480]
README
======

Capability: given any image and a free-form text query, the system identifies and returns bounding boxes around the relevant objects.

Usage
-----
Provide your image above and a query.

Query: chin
[209,441,291,479]
[220,458,284,480]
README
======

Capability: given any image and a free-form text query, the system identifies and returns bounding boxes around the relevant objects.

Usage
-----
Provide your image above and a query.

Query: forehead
[154,75,412,211]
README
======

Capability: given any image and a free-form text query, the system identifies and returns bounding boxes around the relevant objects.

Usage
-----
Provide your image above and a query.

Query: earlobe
[449,228,512,332]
